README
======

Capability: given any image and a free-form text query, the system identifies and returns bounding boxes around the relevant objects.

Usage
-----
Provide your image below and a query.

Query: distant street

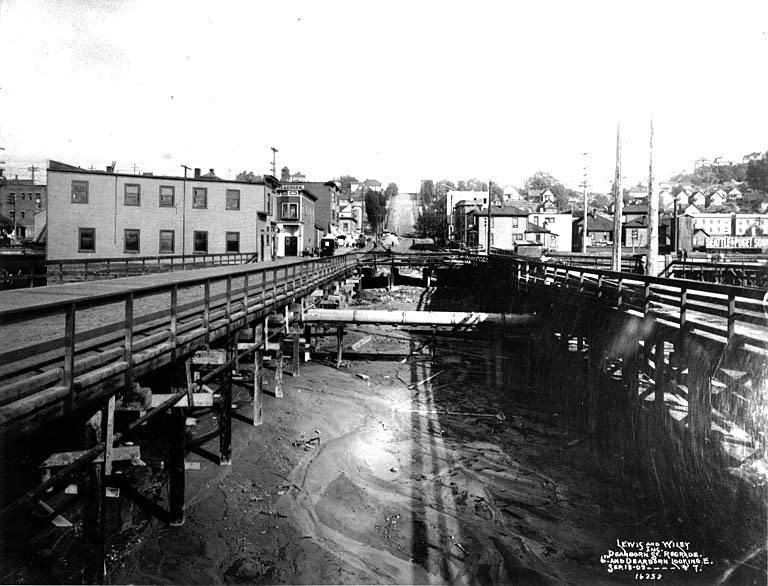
[386,192,419,237]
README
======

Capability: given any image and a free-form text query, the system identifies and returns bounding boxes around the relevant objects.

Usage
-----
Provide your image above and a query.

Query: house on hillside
[727,187,743,200]
[690,191,706,208]
[524,221,558,249]
[707,190,726,208]
[468,205,528,250]
[528,210,573,251]
[572,212,614,250]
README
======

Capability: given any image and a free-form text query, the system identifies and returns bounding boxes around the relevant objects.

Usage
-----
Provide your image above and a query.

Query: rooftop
[47,160,277,187]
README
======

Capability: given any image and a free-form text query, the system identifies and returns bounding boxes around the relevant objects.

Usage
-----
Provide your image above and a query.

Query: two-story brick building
[46,160,278,260]
[0,175,47,240]
[280,180,340,237]
[275,185,317,256]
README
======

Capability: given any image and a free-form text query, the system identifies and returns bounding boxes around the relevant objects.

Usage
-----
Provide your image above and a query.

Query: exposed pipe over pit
[303,309,539,328]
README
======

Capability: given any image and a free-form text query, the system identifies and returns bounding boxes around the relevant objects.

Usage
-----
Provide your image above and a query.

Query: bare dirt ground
[88,285,736,585]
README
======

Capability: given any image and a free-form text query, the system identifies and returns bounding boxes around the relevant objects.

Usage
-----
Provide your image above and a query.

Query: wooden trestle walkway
[489,253,768,460]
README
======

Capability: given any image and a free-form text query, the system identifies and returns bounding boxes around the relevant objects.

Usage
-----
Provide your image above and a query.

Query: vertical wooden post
[169,408,186,526]
[83,415,107,584]
[336,325,344,368]
[284,304,290,334]
[219,344,233,466]
[102,396,116,476]
[125,293,134,392]
[274,344,284,398]
[170,285,178,360]
[203,279,211,347]
[253,323,263,427]
[293,333,300,376]
[654,334,665,413]
[225,275,232,339]
[63,303,76,411]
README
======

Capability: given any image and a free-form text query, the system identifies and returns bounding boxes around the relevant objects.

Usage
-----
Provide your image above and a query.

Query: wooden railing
[0,253,359,432]
[492,254,768,351]
[659,259,768,288]
[45,251,261,283]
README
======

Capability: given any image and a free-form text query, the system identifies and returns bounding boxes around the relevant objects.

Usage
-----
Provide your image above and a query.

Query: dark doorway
[285,236,298,256]
[260,233,265,261]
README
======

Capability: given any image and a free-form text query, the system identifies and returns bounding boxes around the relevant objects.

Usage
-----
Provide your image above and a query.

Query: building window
[159,230,175,254]
[6,193,14,204]
[225,189,241,210]
[281,202,298,219]
[510,218,518,228]
[9,211,14,220]
[267,193,272,215]
[225,231,240,253]
[124,229,140,253]
[159,185,175,207]
[20,211,25,219]
[193,230,208,253]
[545,217,555,223]
[71,181,89,204]
[192,187,207,209]
[124,184,141,206]
[78,227,95,252]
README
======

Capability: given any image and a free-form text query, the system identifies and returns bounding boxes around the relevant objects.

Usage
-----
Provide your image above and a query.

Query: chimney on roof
[106,164,114,173]
[194,168,201,179]
[209,168,215,176]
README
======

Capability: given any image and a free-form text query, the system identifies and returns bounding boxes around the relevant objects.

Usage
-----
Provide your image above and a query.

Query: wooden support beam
[40,445,140,468]
[292,333,300,376]
[151,393,213,408]
[219,343,233,465]
[654,335,666,412]
[82,417,107,584]
[336,326,344,368]
[102,396,116,476]
[168,409,186,526]
[253,340,263,426]
[274,344,284,398]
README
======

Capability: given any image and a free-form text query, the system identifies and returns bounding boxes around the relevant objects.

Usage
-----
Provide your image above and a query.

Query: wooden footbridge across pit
[0,249,766,582]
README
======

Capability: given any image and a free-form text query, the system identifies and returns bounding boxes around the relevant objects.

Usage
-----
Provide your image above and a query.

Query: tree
[235,171,261,183]
[280,166,290,182]
[435,180,455,198]
[746,152,768,193]
[364,188,388,235]
[384,182,399,199]
[456,179,487,192]
[419,180,435,205]
[524,171,572,212]
[337,175,358,194]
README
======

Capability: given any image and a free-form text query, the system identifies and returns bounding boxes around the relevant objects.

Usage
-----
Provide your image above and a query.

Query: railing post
[727,291,736,340]
[125,292,134,391]
[243,272,250,321]
[226,275,232,338]
[616,275,623,308]
[203,279,211,347]
[643,280,651,316]
[170,284,178,360]
[63,303,76,410]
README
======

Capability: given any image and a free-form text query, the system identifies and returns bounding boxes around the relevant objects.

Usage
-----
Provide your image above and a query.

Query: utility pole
[581,152,589,254]
[646,118,659,276]
[27,164,40,183]
[181,164,191,256]
[612,123,623,272]
[486,181,492,255]
[270,147,278,177]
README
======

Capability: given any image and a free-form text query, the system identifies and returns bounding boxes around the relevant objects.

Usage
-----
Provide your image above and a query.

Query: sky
[0,0,766,193]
